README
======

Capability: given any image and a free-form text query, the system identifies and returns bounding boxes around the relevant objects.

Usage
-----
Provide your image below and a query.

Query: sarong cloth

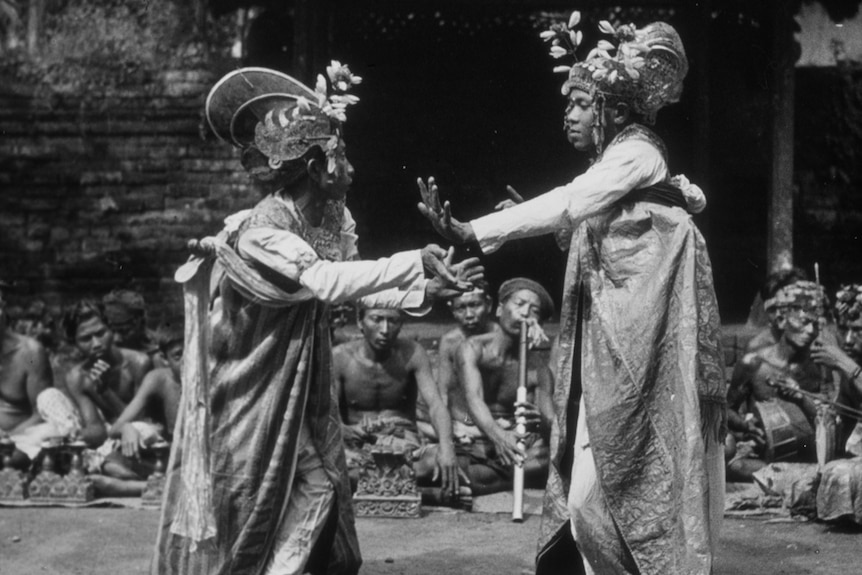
[152,195,427,575]
[470,124,726,575]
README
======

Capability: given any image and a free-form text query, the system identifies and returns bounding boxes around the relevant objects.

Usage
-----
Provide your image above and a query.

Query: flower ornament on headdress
[541,12,688,153]
[205,62,362,175]
[764,280,827,318]
[834,284,862,323]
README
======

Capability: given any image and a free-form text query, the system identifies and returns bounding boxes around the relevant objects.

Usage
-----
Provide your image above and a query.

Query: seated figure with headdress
[726,281,840,480]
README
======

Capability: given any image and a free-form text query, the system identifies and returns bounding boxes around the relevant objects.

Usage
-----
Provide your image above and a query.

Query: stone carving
[0,437,29,501]
[352,446,421,518]
[29,441,94,503]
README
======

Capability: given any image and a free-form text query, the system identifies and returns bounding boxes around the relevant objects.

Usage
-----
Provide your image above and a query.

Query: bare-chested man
[457,277,555,495]
[90,327,183,496]
[333,306,461,500]
[61,300,152,449]
[416,282,501,442]
[0,283,55,468]
[727,281,838,480]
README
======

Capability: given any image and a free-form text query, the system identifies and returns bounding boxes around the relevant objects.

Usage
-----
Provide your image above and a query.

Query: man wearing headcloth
[727,280,840,479]
[814,283,862,524]
[418,13,725,575]
[456,277,554,495]
[152,64,482,575]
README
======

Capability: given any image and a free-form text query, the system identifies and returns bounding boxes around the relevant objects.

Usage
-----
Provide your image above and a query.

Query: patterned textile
[152,195,362,575]
[817,456,862,524]
[536,126,726,575]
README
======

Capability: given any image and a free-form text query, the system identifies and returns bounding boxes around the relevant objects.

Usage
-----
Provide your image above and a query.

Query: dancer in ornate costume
[418,13,725,575]
[152,63,481,575]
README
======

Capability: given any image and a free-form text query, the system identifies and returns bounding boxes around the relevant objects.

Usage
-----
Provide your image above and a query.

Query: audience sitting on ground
[333,305,464,504]
[727,280,839,481]
[814,284,862,524]
[0,282,57,470]
[456,277,554,496]
[89,325,184,496]
[60,300,152,451]
[416,281,501,442]
[102,289,165,367]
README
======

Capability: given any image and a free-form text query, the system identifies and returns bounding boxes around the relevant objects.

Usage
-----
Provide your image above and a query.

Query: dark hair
[157,329,184,354]
[62,300,107,342]
[761,267,809,300]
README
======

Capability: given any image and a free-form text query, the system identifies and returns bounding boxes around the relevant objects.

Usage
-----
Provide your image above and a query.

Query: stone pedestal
[353,446,421,518]
[142,441,170,508]
[0,438,28,500]
[29,441,93,503]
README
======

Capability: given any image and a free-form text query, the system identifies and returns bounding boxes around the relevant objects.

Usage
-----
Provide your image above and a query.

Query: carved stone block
[29,441,94,503]
[353,446,421,518]
[0,438,29,500]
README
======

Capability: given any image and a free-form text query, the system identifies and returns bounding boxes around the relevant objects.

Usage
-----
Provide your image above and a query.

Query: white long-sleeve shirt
[236,199,427,310]
[471,138,667,254]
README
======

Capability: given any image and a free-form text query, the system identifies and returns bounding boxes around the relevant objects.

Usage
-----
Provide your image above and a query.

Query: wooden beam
[767,0,795,271]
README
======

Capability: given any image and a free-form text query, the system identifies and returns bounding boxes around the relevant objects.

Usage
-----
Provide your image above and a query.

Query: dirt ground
[1,506,859,575]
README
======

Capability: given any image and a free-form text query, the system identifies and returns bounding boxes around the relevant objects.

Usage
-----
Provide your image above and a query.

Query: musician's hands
[120,423,145,459]
[514,400,546,434]
[432,444,467,498]
[524,318,549,349]
[492,429,526,467]
[494,185,525,211]
[811,339,859,378]
[417,177,476,245]
[770,376,804,401]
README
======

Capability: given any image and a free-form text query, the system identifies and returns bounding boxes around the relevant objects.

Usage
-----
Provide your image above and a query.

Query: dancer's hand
[417,177,475,244]
[424,247,484,300]
[494,185,525,211]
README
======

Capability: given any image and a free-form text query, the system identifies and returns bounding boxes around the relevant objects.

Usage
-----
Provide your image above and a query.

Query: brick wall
[0,70,259,324]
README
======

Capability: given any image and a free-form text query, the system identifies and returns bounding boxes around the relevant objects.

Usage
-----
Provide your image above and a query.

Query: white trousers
[265,424,335,575]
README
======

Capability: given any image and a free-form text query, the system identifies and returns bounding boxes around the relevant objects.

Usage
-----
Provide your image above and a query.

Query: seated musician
[456,277,554,496]
[333,306,463,502]
[746,267,809,353]
[813,283,862,524]
[727,281,838,481]
[0,283,57,470]
[89,326,183,496]
[416,281,501,442]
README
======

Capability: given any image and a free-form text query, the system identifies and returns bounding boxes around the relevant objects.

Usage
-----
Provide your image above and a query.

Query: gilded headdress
[205,62,362,174]
[541,12,688,150]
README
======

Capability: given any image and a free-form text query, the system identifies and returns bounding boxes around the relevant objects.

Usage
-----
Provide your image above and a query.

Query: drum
[754,400,815,462]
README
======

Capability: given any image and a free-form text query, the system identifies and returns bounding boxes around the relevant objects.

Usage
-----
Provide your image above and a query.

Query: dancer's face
[564,89,596,152]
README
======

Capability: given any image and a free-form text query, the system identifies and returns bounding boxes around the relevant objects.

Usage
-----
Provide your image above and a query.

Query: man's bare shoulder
[119,346,149,367]
[333,339,363,360]
[440,328,466,349]
[3,331,44,358]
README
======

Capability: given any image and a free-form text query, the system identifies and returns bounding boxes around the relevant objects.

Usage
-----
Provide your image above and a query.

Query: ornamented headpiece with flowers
[540,11,688,152]
[764,280,827,317]
[834,284,862,323]
[205,61,362,175]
